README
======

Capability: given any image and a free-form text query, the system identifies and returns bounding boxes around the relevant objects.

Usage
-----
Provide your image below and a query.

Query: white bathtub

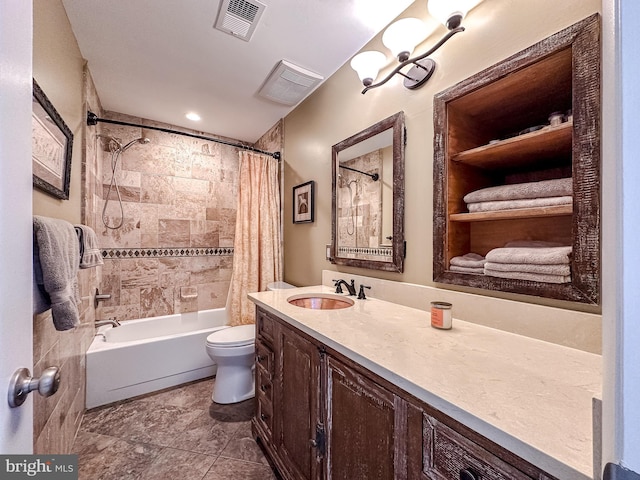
[86,308,229,408]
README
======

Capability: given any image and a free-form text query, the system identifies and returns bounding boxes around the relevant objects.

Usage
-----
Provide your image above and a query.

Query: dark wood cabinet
[325,355,408,479]
[275,322,322,480]
[253,307,559,480]
[432,14,600,304]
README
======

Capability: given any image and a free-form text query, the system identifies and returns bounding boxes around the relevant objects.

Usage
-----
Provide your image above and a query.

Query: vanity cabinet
[252,307,559,480]
[432,14,600,304]
[325,355,408,479]
[274,319,322,480]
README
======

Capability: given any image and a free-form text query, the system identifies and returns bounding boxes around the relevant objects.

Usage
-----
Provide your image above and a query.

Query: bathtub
[86,308,229,408]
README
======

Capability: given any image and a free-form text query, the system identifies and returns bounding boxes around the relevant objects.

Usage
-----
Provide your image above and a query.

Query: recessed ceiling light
[186,112,201,121]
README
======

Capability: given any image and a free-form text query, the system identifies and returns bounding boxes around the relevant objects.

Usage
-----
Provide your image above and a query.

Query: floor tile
[203,457,277,480]
[73,378,276,479]
[220,421,270,465]
[138,447,216,480]
[73,430,163,480]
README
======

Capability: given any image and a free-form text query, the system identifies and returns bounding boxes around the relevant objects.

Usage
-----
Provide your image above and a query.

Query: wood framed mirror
[331,111,405,272]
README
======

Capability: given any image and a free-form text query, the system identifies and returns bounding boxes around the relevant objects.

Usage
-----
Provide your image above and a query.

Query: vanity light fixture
[351,0,470,94]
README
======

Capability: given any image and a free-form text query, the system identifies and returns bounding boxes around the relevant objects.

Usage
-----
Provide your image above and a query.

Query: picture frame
[32,79,73,200]
[293,180,314,224]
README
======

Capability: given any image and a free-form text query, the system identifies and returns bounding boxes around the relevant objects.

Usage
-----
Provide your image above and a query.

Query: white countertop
[249,286,602,480]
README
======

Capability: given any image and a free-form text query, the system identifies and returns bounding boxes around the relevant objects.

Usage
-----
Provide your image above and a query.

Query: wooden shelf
[449,205,573,222]
[432,15,601,304]
[452,122,573,170]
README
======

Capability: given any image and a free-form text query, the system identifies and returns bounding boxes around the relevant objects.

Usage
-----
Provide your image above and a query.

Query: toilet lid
[206,324,255,347]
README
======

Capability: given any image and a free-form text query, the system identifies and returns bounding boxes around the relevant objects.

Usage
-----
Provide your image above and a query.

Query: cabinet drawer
[256,341,274,374]
[257,309,275,344]
[425,417,533,480]
[257,367,273,402]
[256,394,273,435]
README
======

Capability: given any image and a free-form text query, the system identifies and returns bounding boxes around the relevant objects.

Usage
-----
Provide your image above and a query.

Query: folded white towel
[484,268,571,284]
[463,178,572,203]
[467,196,572,213]
[75,225,104,269]
[504,240,566,248]
[485,246,572,265]
[484,261,570,276]
[450,265,485,274]
[449,253,486,268]
[33,216,80,331]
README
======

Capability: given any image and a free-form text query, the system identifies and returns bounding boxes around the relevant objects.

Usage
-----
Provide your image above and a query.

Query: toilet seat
[206,324,255,348]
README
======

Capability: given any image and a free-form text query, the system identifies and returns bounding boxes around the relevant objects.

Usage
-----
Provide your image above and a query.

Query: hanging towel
[463,178,572,203]
[485,246,572,265]
[467,195,572,213]
[449,253,486,268]
[74,224,104,268]
[33,216,80,331]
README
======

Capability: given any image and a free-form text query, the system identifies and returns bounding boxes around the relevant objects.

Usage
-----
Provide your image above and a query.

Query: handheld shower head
[121,137,150,151]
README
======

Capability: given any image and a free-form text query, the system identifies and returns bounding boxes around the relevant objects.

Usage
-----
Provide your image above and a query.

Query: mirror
[331,111,405,272]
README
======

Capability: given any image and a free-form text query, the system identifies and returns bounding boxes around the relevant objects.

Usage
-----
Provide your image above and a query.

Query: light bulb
[382,18,428,62]
[350,51,387,86]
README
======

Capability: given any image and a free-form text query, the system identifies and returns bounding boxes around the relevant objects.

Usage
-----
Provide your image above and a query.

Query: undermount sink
[287,293,354,310]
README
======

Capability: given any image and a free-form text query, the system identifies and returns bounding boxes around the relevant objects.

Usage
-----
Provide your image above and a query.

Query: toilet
[205,281,295,404]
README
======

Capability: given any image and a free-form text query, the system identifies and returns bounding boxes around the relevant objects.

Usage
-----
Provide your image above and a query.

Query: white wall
[602,0,640,474]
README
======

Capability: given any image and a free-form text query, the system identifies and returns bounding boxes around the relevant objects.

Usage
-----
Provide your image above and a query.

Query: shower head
[121,137,150,152]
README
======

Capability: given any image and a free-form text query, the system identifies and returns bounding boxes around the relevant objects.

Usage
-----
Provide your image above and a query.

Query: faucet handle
[358,285,371,300]
[332,279,343,294]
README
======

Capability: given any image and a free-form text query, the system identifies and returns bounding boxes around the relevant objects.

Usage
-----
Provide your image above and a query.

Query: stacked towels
[449,253,486,274]
[464,178,572,213]
[484,241,571,284]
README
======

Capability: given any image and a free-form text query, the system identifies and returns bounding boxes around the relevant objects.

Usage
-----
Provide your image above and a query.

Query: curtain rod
[339,164,379,181]
[86,111,281,160]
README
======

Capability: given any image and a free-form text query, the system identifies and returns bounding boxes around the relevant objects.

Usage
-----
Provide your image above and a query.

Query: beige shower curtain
[227,151,282,326]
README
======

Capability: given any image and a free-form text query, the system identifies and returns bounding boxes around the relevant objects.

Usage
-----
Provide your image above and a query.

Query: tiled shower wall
[96,113,283,322]
[33,67,101,454]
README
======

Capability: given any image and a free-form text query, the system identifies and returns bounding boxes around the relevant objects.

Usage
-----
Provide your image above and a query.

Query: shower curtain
[227,151,282,326]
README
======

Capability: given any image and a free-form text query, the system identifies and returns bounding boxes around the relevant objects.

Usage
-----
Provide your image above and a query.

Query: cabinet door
[275,325,322,480]
[325,356,408,480]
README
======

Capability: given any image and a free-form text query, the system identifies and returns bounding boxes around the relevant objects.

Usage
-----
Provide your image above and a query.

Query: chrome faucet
[333,279,356,296]
[95,318,120,328]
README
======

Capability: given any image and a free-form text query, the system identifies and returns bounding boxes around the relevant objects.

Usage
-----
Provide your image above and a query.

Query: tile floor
[72,377,277,480]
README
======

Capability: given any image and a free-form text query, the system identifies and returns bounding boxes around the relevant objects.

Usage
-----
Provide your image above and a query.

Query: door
[275,326,322,480]
[325,356,405,480]
[0,0,35,453]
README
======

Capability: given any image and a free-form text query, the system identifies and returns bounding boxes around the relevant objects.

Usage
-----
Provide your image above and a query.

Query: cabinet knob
[460,467,480,480]
[260,413,269,421]
[260,384,270,392]
[309,439,318,447]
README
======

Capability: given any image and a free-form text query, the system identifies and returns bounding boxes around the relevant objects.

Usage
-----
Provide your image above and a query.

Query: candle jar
[430,301,453,329]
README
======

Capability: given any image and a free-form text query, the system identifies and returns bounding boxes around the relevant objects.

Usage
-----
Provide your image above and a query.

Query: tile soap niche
[433,14,600,304]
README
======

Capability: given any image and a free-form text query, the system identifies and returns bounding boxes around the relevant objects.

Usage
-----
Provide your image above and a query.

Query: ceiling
[62,0,416,143]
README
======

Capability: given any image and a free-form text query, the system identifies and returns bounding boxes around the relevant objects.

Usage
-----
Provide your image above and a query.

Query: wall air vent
[214,0,266,41]
[258,60,324,106]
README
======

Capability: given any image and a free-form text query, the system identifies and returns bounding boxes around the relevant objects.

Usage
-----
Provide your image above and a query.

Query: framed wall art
[293,180,314,224]
[32,79,73,200]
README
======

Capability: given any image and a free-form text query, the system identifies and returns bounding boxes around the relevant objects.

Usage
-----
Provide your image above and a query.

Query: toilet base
[211,364,255,404]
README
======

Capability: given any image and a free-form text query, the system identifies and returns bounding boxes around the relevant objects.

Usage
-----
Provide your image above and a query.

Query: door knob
[8,366,61,408]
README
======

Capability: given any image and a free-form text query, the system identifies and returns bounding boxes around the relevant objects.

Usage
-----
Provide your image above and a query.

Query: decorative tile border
[337,246,392,258]
[102,247,234,259]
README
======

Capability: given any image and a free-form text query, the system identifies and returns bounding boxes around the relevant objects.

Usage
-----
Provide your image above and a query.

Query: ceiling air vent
[259,60,324,106]
[214,0,266,41]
